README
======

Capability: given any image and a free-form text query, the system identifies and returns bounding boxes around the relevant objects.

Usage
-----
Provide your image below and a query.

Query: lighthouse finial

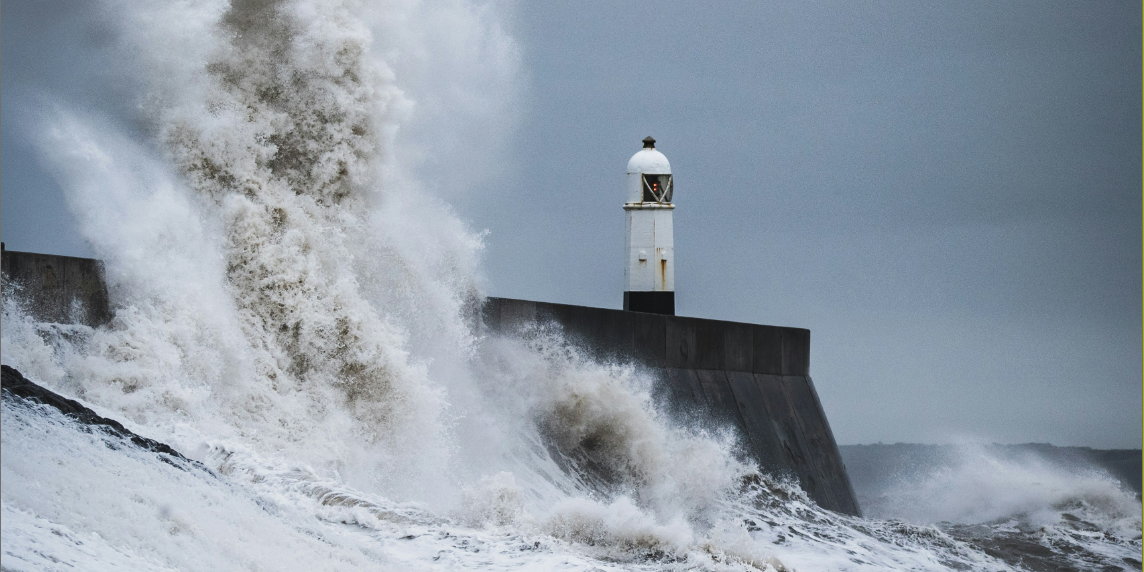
[642,136,655,149]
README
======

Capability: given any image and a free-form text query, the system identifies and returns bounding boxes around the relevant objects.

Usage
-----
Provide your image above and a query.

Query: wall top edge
[1,250,105,266]
[484,296,809,334]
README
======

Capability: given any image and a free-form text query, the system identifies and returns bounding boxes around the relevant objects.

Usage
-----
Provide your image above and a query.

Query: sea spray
[26,0,457,501]
[859,443,1142,527]
[2,0,1140,569]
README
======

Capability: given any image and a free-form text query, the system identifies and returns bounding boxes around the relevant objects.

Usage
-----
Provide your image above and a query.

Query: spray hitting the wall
[2,1,1140,570]
[12,0,527,500]
[7,0,762,531]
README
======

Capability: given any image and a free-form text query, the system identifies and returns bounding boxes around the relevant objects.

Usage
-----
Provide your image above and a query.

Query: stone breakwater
[0,247,861,517]
[483,297,861,516]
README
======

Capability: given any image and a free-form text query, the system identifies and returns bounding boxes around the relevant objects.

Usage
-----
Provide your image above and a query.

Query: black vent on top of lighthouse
[642,136,656,149]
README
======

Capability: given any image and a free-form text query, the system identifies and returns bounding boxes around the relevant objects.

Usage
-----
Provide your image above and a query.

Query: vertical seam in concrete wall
[724,370,782,471]
[694,369,749,442]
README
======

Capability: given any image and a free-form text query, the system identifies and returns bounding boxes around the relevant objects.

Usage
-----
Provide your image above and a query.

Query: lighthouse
[623,136,675,315]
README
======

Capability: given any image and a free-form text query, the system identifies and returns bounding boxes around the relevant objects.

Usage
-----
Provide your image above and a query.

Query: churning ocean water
[1,0,1140,570]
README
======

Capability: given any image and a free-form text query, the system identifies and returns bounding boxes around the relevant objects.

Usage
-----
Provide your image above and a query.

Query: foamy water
[2,1,1140,570]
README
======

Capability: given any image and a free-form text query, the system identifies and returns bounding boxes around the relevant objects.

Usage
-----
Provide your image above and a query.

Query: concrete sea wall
[0,249,861,515]
[483,297,861,516]
[1,248,112,327]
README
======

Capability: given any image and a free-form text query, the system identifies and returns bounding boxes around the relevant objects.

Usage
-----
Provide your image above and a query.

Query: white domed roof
[627,148,671,175]
[627,137,671,175]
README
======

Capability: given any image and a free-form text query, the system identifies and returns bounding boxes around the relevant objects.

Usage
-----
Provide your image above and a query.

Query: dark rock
[2,364,193,464]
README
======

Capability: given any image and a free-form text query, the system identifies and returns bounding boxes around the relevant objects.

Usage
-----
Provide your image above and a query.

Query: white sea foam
[865,444,1142,529]
[2,0,1139,570]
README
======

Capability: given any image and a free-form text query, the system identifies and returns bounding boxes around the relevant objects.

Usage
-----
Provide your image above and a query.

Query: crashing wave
[1,0,1139,570]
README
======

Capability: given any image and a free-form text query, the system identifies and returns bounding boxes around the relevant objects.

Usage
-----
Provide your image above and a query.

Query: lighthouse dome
[627,137,671,175]
[627,149,671,175]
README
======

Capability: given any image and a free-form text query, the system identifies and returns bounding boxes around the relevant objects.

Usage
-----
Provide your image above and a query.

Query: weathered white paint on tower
[624,137,674,295]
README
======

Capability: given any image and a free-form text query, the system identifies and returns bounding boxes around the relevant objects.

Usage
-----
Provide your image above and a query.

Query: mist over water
[845,444,1141,526]
[2,1,1140,570]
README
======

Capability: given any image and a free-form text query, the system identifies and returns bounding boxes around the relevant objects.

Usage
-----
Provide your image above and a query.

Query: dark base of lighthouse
[623,291,675,315]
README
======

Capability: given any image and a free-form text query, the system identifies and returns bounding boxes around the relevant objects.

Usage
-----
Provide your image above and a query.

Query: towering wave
[2,1,1139,570]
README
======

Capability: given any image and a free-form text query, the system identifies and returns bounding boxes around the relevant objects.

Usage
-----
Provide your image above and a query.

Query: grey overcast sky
[2,1,1141,448]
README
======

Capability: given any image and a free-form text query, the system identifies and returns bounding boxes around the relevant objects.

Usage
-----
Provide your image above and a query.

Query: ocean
[2,0,1140,570]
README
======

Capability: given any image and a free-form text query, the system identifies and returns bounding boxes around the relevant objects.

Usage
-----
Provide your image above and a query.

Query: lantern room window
[642,174,673,203]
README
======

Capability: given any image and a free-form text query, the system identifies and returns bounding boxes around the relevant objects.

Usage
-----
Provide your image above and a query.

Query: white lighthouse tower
[623,136,675,315]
